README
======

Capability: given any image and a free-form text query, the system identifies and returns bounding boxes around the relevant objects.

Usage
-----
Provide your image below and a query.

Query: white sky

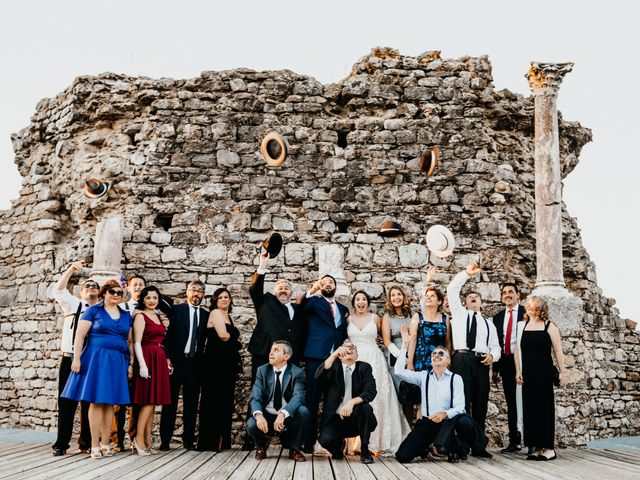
[1,0,638,322]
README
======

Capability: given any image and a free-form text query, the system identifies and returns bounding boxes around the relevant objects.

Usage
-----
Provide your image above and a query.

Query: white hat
[426,225,455,258]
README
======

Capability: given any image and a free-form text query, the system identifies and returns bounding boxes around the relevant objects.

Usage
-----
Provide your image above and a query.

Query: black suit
[315,360,377,457]
[248,272,303,374]
[493,305,525,445]
[160,302,208,447]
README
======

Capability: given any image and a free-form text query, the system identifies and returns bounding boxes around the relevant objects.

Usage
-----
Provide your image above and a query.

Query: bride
[347,290,411,455]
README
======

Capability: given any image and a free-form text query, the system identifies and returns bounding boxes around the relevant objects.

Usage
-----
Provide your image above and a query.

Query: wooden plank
[271,448,296,480]
[249,445,283,480]
[137,450,212,480]
[429,456,498,480]
[0,445,61,476]
[329,457,357,480]
[363,456,400,480]
[227,449,260,480]
[0,443,48,462]
[484,455,591,480]
[399,461,448,480]
[344,455,376,480]
[102,450,196,480]
[180,449,245,480]
[145,451,214,480]
[312,454,334,480]
[0,443,36,456]
[376,456,424,480]
[291,451,313,480]
[560,449,638,475]
[593,448,640,465]
[2,453,86,480]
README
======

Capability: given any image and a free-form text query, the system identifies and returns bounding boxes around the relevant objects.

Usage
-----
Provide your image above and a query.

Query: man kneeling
[247,340,309,462]
[394,325,489,463]
[315,340,377,464]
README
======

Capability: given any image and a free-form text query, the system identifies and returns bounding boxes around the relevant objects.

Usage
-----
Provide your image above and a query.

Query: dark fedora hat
[83,178,110,199]
[379,220,402,237]
[419,146,440,177]
[260,132,289,167]
[260,232,283,258]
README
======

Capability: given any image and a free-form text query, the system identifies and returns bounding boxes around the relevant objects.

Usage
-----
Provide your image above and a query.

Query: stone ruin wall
[0,48,637,447]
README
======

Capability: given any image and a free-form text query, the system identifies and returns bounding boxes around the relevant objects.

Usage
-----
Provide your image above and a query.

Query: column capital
[526,62,574,96]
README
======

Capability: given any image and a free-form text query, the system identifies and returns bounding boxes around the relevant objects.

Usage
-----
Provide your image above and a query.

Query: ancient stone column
[90,216,124,285]
[318,244,350,301]
[526,62,583,330]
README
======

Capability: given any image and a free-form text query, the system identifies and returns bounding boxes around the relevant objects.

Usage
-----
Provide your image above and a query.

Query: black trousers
[159,358,200,447]
[395,415,480,463]
[246,407,310,452]
[499,355,521,444]
[198,369,237,451]
[52,356,91,451]
[318,404,377,456]
[451,352,490,430]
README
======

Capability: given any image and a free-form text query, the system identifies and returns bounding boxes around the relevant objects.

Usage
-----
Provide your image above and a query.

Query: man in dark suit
[247,340,309,462]
[298,274,349,452]
[315,339,377,464]
[243,252,304,450]
[159,280,208,450]
[492,282,525,453]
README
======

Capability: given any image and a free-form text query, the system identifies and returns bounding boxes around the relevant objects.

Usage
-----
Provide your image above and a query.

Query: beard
[321,287,336,298]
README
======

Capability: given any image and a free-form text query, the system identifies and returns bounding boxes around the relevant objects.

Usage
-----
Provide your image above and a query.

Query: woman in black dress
[197,287,242,451]
[515,296,565,461]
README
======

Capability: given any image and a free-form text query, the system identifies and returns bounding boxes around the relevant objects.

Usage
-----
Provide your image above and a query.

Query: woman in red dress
[132,286,172,454]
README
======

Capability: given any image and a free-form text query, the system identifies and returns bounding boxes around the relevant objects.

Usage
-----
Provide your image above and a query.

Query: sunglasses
[107,289,124,296]
[431,350,449,358]
[83,284,99,289]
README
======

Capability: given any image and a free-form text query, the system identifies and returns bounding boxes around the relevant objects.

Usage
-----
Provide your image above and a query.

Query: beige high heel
[90,447,102,459]
[133,439,151,456]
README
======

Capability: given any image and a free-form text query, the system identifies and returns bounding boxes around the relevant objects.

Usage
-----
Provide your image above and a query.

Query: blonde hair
[384,285,411,318]
[525,296,550,323]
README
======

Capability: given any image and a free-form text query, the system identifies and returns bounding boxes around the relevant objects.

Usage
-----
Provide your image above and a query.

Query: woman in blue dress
[62,279,133,459]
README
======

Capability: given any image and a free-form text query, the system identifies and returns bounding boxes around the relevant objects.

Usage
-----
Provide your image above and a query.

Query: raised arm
[407,313,420,371]
[394,324,425,386]
[446,263,481,319]
[249,253,269,308]
[55,261,84,292]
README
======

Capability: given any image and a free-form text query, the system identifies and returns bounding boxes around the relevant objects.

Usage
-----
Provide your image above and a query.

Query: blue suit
[298,294,349,450]
[246,363,309,452]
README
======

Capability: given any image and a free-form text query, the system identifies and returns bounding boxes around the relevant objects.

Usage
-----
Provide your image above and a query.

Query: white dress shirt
[338,363,354,410]
[265,365,289,417]
[51,288,90,353]
[394,346,465,418]
[184,304,200,354]
[446,271,501,361]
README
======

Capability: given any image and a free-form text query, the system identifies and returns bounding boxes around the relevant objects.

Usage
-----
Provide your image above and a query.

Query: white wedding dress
[348,315,411,455]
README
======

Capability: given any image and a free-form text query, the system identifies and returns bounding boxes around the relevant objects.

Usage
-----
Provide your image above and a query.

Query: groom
[298,274,349,452]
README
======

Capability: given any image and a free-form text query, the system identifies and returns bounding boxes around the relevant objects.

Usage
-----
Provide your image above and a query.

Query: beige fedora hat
[260,132,289,167]
[426,224,455,257]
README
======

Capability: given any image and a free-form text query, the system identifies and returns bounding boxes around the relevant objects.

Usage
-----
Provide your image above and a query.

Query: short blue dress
[413,312,448,371]
[62,303,132,405]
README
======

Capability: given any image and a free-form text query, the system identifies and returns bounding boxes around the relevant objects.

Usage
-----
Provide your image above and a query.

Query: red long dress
[133,313,171,405]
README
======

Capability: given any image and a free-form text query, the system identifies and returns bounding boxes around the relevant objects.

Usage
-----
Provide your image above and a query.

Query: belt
[62,352,73,358]
[455,349,486,357]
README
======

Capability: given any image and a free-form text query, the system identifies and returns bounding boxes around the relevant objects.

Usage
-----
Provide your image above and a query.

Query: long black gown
[521,321,555,449]
[197,318,242,451]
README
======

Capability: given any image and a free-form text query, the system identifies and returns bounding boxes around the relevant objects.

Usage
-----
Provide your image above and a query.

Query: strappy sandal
[100,444,114,457]
[90,447,102,459]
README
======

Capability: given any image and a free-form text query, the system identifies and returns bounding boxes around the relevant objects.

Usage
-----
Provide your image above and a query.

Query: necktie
[467,312,477,350]
[505,309,514,356]
[189,308,198,356]
[274,371,283,411]
[344,366,353,402]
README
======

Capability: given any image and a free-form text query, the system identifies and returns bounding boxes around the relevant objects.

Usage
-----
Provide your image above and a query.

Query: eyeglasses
[107,289,124,296]
[431,350,449,358]
[83,284,99,289]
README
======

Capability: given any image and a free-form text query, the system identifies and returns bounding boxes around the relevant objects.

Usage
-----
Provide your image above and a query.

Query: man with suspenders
[50,261,99,456]
[446,263,500,457]
[394,327,488,463]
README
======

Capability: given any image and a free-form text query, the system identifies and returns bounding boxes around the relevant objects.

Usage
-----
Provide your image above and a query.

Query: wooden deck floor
[0,438,639,480]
